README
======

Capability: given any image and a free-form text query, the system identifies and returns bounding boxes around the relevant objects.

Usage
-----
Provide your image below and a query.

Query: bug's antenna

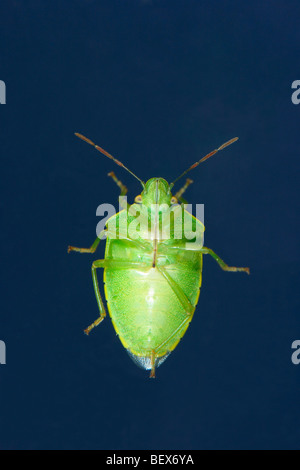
[170,137,239,189]
[75,133,145,188]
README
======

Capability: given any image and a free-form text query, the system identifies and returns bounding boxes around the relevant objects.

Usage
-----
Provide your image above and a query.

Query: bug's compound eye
[171,196,178,204]
[135,195,142,203]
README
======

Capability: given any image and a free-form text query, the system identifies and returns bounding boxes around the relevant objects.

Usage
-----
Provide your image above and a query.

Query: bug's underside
[69,136,249,378]
[126,349,171,371]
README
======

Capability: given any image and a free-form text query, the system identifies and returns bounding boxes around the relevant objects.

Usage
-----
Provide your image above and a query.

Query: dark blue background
[0,0,299,450]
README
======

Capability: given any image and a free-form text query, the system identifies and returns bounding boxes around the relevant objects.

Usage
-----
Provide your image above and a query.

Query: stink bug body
[68,133,249,377]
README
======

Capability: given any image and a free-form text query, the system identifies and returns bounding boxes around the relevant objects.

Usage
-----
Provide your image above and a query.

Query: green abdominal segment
[104,251,202,359]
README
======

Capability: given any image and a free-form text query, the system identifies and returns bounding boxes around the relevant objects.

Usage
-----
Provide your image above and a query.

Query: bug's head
[135,178,175,206]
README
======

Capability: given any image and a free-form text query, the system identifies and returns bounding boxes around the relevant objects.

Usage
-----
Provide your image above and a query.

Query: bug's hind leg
[85,260,151,335]
[201,247,250,274]
[150,350,156,379]
[84,259,107,335]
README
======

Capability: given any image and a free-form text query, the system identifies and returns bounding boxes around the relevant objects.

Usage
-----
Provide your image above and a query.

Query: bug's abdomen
[104,263,201,357]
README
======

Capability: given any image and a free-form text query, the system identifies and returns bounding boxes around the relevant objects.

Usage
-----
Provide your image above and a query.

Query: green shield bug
[68,133,249,378]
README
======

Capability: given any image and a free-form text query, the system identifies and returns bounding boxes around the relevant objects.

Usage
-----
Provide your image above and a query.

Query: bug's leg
[84,259,107,335]
[201,247,250,274]
[174,178,193,204]
[108,171,129,210]
[159,267,195,314]
[108,171,127,195]
[150,350,156,379]
[68,237,100,254]
[68,230,106,254]
[85,260,151,335]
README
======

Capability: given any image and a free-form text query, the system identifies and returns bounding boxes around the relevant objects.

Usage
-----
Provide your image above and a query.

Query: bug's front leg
[108,171,129,210]
[201,247,250,274]
[173,178,193,204]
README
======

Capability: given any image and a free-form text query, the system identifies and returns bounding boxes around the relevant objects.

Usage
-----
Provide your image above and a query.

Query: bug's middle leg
[68,230,107,254]
[201,247,250,274]
[68,237,101,254]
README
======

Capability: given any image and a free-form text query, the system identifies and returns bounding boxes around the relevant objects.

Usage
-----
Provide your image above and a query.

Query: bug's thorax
[141,179,170,266]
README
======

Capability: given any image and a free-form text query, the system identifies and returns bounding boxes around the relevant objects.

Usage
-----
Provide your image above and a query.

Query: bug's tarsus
[67,239,100,254]
[201,247,250,275]
[171,137,239,188]
[174,178,194,202]
[242,267,250,275]
[75,133,145,188]
[84,316,105,336]
[150,351,156,378]
[108,171,128,196]
[222,266,250,275]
